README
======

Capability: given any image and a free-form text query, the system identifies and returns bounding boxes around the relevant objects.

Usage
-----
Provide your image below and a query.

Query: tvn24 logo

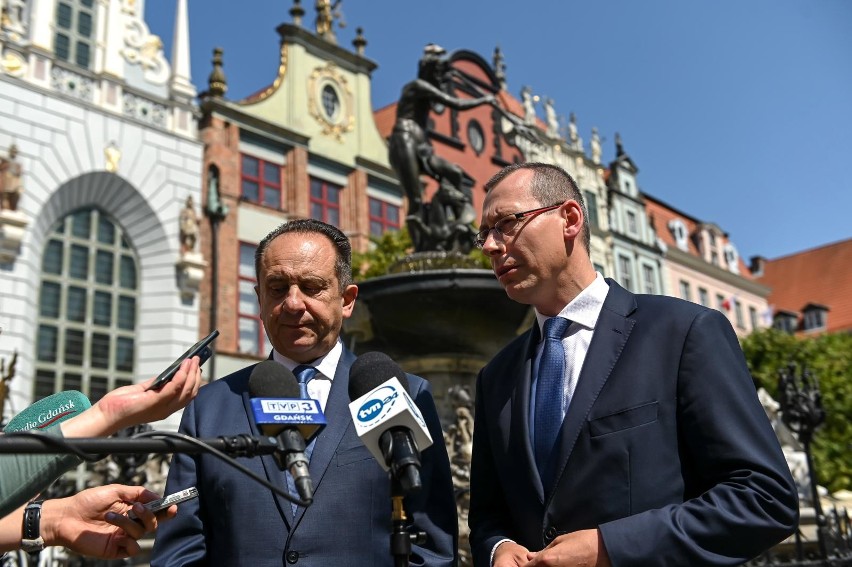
[356,385,400,424]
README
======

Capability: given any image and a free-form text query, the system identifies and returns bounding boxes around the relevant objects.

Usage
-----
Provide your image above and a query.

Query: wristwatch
[21,500,45,554]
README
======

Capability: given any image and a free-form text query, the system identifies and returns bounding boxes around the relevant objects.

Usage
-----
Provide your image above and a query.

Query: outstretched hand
[42,484,177,559]
[61,356,202,437]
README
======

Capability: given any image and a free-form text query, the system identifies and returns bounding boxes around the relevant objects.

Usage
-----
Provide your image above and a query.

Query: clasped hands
[493,529,611,567]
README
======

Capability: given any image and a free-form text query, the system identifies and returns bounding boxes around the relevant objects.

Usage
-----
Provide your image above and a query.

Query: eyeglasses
[474,203,563,248]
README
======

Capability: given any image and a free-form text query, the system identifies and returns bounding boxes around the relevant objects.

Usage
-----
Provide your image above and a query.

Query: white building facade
[0,0,202,429]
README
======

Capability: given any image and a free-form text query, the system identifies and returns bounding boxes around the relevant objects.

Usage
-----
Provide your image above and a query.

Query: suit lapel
[544,280,637,500]
[506,328,547,502]
[291,348,356,525]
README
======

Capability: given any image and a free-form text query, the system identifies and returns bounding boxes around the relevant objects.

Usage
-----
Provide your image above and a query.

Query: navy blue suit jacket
[151,348,457,566]
[469,280,798,566]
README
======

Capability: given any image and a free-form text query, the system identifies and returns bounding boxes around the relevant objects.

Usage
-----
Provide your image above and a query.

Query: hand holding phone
[146,330,219,391]
[127,487,199,521]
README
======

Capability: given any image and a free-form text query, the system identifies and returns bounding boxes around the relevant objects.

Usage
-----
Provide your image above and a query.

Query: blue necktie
[294,365,317,400]
[289,365,317,516]
[534,316,570,478]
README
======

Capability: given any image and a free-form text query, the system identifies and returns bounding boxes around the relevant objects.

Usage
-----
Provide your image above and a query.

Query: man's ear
[562,200,584,242]
[341,284,359,318]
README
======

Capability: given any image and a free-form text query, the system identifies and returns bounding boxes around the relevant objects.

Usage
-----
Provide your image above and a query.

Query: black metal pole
[804,438,830,564]
[208,215,220,380]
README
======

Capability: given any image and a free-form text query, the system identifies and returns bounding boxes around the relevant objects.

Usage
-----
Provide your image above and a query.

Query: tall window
[241,154,282,208]
[698,288,709,307]
[368,197,401,237]
[618,255,633,292]
[642,265,656,294]
[749,306,758,331]
[679,280,691,302]
[36,209,137,401]
[310,177,341,226]
[54,0,96,69]
[237,242,270,356]
[584,191,599,228]
[734,300,744,329]
[626,210,637,235]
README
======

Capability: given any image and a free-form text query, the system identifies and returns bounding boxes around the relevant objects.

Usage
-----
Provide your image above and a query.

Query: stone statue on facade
[1,0,26,35]
[388,44,494,253]
[520,85,537,125]
[590,126,602,164]
[568,112,580,147]
[104,141,121,172]
[179,195,199,253]
[0,349,17,427]
[543,97,559,139]
[0,144,23,211]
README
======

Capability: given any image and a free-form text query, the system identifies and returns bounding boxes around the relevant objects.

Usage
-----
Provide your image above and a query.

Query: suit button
[286,550,299,564]
[544,526,558,540]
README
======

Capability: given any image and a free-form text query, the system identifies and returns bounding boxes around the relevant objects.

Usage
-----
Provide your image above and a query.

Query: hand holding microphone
[347,352,433,494]
[0,353,201,517]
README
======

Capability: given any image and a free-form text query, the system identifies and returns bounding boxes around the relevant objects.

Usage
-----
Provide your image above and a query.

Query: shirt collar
[534,272,609,339]
[271,339,342,381]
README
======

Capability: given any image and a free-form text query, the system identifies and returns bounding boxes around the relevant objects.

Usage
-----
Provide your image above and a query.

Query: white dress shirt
[272,339,343,411]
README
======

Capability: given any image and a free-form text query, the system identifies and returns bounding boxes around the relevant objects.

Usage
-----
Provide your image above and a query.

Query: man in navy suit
[152,219,456,566]
[468,163,797,567]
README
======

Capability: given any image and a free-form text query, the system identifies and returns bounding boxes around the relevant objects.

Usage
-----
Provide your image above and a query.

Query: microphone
[3,390,92,432]
[0,391,92,516]
[248,361,325,504]
[347,352,433,494]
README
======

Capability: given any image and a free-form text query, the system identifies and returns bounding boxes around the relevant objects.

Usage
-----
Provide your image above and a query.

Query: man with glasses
[468,162,798,567]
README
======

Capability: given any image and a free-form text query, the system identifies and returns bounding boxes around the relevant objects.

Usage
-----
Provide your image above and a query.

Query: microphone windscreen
[3,390,92,432]
[249,360,300,399]
[348,351,410,401]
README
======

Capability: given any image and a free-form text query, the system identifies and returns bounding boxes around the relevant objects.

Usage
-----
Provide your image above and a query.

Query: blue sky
[146,0,852,261]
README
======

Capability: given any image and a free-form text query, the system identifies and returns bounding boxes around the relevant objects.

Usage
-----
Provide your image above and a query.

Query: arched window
[35,208,139,401]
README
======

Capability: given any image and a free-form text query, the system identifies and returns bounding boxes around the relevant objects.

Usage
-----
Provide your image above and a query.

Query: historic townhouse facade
[645,194,771,336]
[606,141,664,296]
[0,0,203,427]
[195,6,400,379]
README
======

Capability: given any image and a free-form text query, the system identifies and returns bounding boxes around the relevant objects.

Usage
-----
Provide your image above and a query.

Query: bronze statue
[388,44,494,253]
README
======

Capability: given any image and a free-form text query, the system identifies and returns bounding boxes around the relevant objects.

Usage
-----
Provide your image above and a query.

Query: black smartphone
[127,486,199,521]
[146,330,219,391]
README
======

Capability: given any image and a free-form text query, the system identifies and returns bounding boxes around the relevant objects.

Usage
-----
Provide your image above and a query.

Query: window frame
[368,197,401,237]
[53,0,97,69]
[237,241,268,356]
[240,153,283,209]
[309,176,342,226]
[35,208,137,401]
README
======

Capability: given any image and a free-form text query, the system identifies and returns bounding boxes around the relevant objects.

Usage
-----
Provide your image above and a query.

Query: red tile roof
[374,102,396,140]
[644,194,755,277]
[757,238,852,334]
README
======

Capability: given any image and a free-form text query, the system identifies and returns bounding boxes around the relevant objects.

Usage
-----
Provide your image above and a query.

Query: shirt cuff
[490,538,515,566]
